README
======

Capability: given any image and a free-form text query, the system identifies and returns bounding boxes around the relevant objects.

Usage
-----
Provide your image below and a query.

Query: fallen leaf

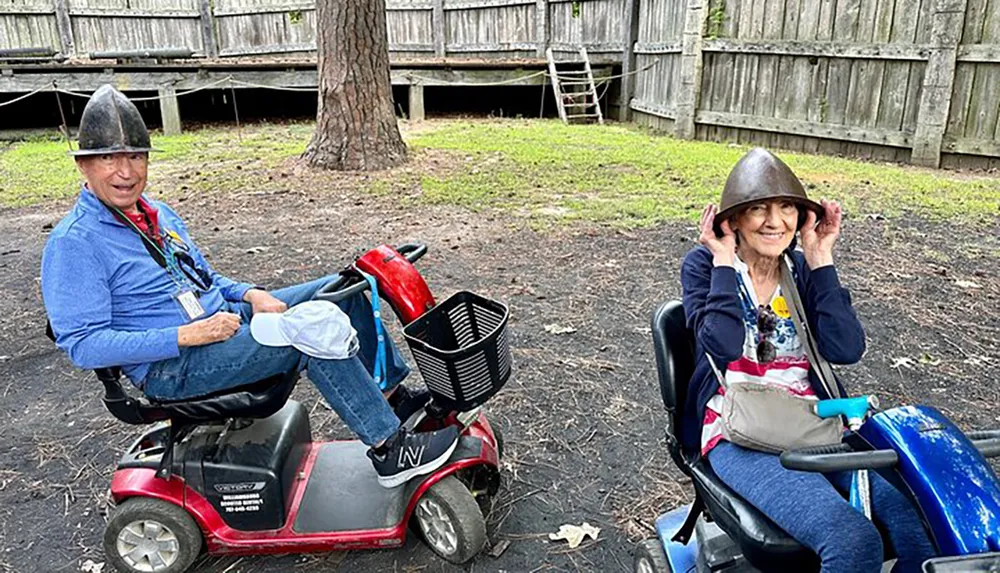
[544,324,577,335]
[488,539,511,558]
[956,280,982,289]
[549,522,600,548]
[890,357,914,369]
[918,353,942,366]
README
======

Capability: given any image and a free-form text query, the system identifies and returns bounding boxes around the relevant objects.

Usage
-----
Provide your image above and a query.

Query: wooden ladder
[546,46,604,125]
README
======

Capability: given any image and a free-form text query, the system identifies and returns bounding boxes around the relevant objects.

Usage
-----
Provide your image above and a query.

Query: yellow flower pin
[772,295,791,319]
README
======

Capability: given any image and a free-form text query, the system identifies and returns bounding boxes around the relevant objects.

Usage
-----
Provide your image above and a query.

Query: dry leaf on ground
[549,522,601,548]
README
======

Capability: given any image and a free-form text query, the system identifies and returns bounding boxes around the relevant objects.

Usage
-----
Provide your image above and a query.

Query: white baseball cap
[250,300,359,359]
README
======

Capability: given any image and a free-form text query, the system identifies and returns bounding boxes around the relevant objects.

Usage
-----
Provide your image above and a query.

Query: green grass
[407,120,1000,227]
[3,119,998,229]
[0,123,312,207]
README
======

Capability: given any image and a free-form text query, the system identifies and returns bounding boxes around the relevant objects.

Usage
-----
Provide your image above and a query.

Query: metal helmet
[71,84,156,156]
[714,148,823,233]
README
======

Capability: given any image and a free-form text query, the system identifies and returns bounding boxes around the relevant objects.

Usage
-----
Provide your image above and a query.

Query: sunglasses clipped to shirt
[756,304,778,363]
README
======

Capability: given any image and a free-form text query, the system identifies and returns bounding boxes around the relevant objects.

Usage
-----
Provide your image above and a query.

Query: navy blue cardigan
[678,245,866,453]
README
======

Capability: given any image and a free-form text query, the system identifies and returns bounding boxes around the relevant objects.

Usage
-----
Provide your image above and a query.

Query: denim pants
[143,276,408,445]
[708,441,937,573]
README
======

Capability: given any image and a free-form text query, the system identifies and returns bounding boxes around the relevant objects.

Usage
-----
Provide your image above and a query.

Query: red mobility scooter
[67,244,509,573]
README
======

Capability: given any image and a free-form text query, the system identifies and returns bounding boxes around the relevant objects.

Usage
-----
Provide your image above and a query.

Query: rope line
[0,58,660,120]
[51,75,236,102]
[405,69,549,87]
[0,85,49,108]
[229,79,316,92]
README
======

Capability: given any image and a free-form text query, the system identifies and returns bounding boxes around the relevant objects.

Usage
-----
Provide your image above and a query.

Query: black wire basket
[402,291,511,412]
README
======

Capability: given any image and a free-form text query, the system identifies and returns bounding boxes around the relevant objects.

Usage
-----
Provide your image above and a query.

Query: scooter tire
[634,538,672,573]
[104,497,203,573]
[412,475,487,564]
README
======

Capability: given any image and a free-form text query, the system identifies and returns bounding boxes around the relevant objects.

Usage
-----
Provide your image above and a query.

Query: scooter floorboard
[293,442,421,533]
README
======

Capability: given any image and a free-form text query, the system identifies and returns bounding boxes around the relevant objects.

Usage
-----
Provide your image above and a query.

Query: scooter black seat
[688,457,818,569]
[651,301,818,571]
[46,321,297,426]
[93,365,298,426]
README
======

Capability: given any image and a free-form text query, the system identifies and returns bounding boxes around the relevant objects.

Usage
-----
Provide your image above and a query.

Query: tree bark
[303,0,407,171]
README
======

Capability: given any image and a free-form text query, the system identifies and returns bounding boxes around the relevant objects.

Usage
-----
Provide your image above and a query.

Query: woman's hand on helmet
[699,204,736,267]
[800,199,841,269]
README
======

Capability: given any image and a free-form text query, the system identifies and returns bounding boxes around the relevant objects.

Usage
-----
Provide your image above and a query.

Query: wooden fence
[4,0,1000,166]
[622,0,1000,167]
[0,0,624,63]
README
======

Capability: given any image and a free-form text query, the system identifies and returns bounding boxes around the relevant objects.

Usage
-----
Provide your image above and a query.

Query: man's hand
[244,289,288,315]
[178,312,241,347]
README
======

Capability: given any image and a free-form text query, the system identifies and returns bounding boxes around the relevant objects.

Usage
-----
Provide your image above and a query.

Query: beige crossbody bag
[706,255,843,454]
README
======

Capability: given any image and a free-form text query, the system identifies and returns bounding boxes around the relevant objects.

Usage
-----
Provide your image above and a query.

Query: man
[41,85,457,488]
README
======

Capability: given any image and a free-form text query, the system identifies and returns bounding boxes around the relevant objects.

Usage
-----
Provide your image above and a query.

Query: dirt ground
[0,150,998,573]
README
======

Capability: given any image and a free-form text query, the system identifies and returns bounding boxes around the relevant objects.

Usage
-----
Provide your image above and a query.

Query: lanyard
[110,205,210,292]
[355,269,389,391]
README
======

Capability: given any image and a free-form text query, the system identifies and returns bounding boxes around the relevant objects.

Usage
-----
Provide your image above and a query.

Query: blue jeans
[708,441,937,573]
[143,276,408,446]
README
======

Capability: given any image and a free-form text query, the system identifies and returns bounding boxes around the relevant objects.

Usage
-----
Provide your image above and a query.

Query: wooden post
[52,0,74,57]
[198,0,219,58]
[536,0,548,57]
[432,0,446,57]
[159,86,182,135]
[618,0,641,121]
[910,0,967,167]
[674,0,708,139]
[409,83,425,122]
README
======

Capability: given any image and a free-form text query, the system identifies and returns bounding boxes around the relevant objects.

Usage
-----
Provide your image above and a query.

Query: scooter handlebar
[967,430,1000,459]
[313,243,427,303]
[780,444,899,473]
[781,429,1000,473]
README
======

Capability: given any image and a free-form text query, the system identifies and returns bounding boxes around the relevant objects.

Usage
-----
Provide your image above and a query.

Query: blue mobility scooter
[635,301,1000,573]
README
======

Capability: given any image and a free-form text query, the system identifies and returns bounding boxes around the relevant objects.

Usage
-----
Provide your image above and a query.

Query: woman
[680,148,935,572]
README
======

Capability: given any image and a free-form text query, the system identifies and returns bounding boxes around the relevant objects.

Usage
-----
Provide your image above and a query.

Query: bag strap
[705,353,728,389]
[780,255,842,399]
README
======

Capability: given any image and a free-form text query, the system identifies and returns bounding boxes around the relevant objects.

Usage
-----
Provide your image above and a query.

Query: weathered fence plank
[696,109,914,145]
[910,0,967,166]
[702,39,930,59]
[674,0,708,138]
[619,0,641,120]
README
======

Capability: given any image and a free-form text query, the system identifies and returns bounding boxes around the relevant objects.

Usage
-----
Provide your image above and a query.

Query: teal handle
[814,396,878,423]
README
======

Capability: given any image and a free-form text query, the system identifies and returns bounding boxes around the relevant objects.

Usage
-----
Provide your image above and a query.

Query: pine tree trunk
[303,0,407,171]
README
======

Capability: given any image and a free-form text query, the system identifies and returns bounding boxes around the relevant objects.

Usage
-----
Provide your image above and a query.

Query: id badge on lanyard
[174,289,206,321]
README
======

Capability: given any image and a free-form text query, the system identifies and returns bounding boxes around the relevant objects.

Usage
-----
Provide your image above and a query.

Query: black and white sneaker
[368,426,460,488]
[388,384,432,423]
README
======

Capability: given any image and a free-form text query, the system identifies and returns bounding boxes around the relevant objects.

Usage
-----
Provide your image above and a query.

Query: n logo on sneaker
[398,445,426,468]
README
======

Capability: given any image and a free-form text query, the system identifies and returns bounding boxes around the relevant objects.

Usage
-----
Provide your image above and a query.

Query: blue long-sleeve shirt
[41,187,255,384]
[679,245,866,453]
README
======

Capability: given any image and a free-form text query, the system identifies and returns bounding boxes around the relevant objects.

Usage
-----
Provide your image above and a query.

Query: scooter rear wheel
[634,539,672,573]
[413,475,487,564]
[103,497,203,573]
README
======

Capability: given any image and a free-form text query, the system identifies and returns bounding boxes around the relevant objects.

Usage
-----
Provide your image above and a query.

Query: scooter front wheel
[634,539,672,573]
[103,497,203,573]
[413,475,487,564]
